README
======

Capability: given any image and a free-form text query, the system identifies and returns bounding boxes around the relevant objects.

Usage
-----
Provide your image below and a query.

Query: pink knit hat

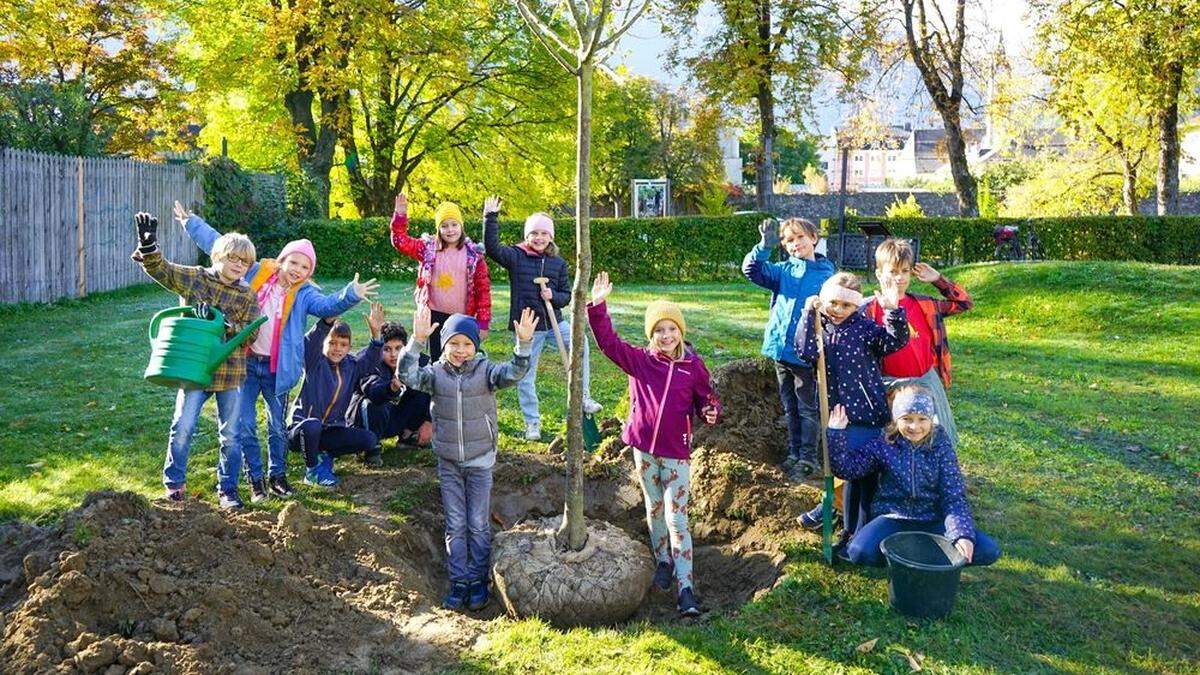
[276,239,317,275]
[524,213,555,239]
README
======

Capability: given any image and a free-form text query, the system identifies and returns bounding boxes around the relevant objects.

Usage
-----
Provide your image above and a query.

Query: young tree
[666,0,873,211]
[513,0,652,552]
[901,0,978,216]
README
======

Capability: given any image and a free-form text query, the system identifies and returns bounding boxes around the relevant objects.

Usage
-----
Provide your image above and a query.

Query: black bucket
[880,531,967,619]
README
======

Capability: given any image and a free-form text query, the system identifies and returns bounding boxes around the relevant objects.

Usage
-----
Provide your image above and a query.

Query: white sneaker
[583,398,602,414]
[524,425,542,441]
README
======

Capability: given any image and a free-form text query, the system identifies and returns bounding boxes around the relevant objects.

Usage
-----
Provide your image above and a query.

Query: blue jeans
[774,361,818,463]
[238,355,288,480]
[436,458,494,583]
[846,515,1002,567]
[163,388,242,493]
[517,318,591,428]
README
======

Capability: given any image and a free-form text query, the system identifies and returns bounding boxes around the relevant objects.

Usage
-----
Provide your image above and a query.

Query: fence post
[77,156,87,298]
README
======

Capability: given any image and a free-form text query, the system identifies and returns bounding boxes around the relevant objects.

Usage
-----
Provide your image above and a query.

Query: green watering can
[144,305,268,389]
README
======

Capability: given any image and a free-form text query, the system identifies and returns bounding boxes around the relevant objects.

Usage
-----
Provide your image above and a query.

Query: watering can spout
[211,313,269,369]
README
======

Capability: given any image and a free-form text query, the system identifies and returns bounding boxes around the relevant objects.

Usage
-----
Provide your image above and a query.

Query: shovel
[534,276,601,451]
[814,306,835,565]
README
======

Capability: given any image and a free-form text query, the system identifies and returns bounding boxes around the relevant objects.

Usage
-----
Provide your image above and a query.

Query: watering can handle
[148,306,199,341]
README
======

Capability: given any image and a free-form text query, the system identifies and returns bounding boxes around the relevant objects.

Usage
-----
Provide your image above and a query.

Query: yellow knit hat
[644,300,686,340]
[434,202,464,227]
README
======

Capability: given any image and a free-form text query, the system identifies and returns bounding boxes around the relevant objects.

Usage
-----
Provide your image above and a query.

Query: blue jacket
[829,426,976,542]
[289,319,383,427]
[741,246,835,366]
[796,307,908,428]
[184,215,362,393]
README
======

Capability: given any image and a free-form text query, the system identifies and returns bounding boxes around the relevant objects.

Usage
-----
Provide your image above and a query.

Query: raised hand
[804,295,822,312]
[134,212,159,248]
[913,262,941,283]
[366,301,385,338]
[393,193,408,217]
[412,303,439,343]
[827,404,848,430]
[483,195,502,215]
[758,218,780,249]
[591,271,613,305]
[351,273,381,301]
[513,307,539,342]
[172,200,192,227]
[875,278,902,310]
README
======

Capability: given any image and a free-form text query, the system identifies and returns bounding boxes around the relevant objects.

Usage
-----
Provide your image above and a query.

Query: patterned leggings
[633,449,693,590]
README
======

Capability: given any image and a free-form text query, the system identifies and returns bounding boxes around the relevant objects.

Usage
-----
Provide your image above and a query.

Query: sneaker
[303,454,339,488]
[652,561,674,591]
[164,485,186,502]
[677,587,701,617]
[524,424,541,441]
[798,505,823,531]
[466,579,490,611]
[797,459,818,477]
[443,581,470,610]
[249,478,269,504]
[218,489,244,510]
[320,453,340,485]
[583,398,602,414]
[268,474,295,498]
[780,456,798,473]
[363,446,383,467]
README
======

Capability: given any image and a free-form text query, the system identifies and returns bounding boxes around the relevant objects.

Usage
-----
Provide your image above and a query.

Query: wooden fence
[0,147,204,304]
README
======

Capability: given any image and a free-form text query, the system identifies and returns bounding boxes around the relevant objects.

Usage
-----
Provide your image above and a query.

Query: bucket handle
[148,305,197,341]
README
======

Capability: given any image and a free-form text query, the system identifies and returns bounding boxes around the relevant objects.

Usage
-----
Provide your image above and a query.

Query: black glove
[759,218,780,249]
[135,212,159,251]
[194,302,213,320]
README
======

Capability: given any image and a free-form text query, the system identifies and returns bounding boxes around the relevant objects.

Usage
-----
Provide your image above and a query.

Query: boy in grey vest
[396,304,537,611]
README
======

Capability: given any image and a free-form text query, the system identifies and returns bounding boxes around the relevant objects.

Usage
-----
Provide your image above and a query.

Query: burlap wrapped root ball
[491,517,654,628]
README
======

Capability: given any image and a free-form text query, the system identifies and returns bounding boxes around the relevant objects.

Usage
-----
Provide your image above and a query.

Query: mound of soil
[0,358,827,671]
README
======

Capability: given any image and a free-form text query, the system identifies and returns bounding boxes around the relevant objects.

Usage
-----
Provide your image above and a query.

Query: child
[863,239,973,448]
[389,193,491,360]
[287,303,386,486]
[131,212,260,509]
[481,196,600,440]
[827,386,1001,567]
[741,217,835,479]
[587,271,721,618]
[174,201,379,502]
[348,320,433,448]
[794,273,909,548]
[395,305,537,611]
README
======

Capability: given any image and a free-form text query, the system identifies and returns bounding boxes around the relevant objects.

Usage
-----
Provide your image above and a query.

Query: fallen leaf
[856,638,879,654]
[906,652,923,671]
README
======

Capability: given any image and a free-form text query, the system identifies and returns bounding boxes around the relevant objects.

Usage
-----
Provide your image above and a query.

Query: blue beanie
[440,313,480,350]
[891,387,935,420]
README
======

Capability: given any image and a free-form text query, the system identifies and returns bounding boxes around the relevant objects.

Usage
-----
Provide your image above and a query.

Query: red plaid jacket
[864,275,973,388]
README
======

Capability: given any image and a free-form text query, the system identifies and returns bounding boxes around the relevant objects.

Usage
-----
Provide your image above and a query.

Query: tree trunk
[754,81,776,212]
[283,88,336,219]
[942,117,979,217]
[1156,59,1183,215]
[557,57,592,553]
[1122,157,1140,216]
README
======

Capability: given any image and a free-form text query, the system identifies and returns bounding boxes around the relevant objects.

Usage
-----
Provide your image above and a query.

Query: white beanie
[524,213,555,238]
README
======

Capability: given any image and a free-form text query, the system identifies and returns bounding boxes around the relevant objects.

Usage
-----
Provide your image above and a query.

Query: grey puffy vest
[428,359,500,463]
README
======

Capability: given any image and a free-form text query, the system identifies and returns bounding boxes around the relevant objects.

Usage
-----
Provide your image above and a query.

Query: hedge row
[244,213,1200,281]
[256,213,770,281]
[874,216,1200,266]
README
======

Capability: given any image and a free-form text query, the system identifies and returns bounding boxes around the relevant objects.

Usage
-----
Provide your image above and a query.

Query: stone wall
[735,191,964,219]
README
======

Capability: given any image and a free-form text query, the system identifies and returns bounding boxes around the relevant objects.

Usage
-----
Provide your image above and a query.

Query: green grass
[2,261,1198,673]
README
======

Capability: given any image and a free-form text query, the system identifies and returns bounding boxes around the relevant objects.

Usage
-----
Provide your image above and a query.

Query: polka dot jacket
[829,426,977,542]
[795,306,909,428]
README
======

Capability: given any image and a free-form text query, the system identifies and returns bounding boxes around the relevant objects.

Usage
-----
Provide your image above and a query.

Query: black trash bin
[880,531,967,619]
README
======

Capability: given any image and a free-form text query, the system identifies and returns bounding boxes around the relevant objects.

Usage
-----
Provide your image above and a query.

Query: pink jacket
[588,301,721,460]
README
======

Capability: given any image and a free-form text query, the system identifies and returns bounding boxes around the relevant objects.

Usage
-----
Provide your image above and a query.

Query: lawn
[1,261,1198,673]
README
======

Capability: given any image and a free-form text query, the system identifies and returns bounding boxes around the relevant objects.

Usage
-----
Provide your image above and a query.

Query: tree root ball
[491,517,654,628]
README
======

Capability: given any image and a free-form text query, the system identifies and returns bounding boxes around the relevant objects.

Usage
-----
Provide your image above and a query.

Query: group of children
[743,217,1000,566]
[134,197,996,621]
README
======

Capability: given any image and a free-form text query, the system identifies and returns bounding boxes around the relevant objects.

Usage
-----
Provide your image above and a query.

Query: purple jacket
[588,302,720,460]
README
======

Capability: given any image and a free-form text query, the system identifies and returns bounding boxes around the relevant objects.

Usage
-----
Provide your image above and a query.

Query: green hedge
[272,213,769,281]
[853,216,1200,266]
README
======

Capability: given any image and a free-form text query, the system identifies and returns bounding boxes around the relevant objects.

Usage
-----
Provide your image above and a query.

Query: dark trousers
[287,418,377,467]
[428,309,452,361]
[359,399,428,441]
[842,425,884,539]
[774,361,818,463]
[846,515,1002,567]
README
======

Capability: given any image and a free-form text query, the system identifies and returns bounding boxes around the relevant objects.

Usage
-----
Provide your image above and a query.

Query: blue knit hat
[440,313,480,350]
[892,387,935,420]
